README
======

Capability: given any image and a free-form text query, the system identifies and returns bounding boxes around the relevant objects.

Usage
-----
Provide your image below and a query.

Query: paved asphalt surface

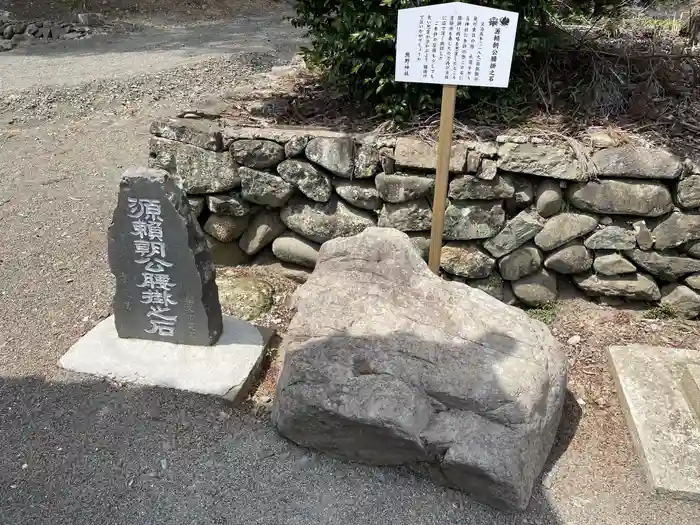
[0,7,700,525]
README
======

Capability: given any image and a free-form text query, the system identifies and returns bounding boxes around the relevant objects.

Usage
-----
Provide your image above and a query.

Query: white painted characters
[127,197,178,337]
[395,2,518,88]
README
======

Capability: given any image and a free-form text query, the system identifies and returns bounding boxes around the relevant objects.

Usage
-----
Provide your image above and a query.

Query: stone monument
[108,168,222,345]
[59,168,271,401]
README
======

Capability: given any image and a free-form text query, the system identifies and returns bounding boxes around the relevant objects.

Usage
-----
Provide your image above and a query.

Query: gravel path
[0,9,699,525]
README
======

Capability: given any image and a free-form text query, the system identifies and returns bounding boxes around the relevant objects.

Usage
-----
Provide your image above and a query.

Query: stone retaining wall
[147,117,700,319]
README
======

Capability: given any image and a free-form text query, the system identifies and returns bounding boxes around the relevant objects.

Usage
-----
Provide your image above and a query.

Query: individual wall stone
[239,167,295,207]
[281,195,377,243]
[591,146,682,180]
[239,210,286,255]
[687,241,700,259]
[512,269,558,307]
[466,151,482,174]
[573,272,661,300]
[497,143,585,181]
[686,273,700,291]
[285,135,310,158]
[660,284,700,319]
[474,141,499,158]
[448,174,514,200]
[633,220,655,250]
[379,147,396,175]
[651,211,700,250]
[593,254,637,276]
[277,160,333,203]
[150,119,223,151]
[511,177,534,208]
[584,226,636,250]
[207,191,250,217]
[231,139,286,169]
[149,137,239,194]
[378,199,433,232]
[203,214,249,243]
[498,245,543,281]
[534,213,598,252]
[567,179,673,217]
[626,249,700,281]
[443,201,505,241]
[440,242,496,279]
[476,159,497,180]
[376,173,435,203]
[544,244,593,274]
[483,208,545,258]
[677,174,700,209]
[334,179,382,211]
[393,137,468,173]
[188,197,205,218]
[272,232,320,269]
[535,180,563,218]
[305,137,355,178]
[354,144,381,179]
[466,273,506,302]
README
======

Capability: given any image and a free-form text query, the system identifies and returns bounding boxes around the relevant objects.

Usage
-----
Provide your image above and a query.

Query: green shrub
[292,0,623,118]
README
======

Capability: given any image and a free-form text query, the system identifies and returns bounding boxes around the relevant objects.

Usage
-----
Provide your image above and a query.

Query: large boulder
[272,228,567,512]
[590,146,682,179]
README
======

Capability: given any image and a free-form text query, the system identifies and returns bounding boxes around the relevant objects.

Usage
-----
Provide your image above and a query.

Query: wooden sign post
[395,2,519,274]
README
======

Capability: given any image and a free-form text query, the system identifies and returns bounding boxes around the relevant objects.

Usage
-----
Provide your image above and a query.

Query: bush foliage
[292,0,623,118]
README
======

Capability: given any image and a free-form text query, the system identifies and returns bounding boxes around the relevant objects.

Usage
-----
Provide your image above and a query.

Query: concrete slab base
[59,315,272,401]
[608,344,700,501]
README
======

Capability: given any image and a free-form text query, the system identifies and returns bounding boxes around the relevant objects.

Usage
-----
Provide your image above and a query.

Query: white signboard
[395,2,519,88]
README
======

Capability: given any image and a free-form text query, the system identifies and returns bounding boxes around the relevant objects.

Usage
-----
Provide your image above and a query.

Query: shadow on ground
[0,371,575,525]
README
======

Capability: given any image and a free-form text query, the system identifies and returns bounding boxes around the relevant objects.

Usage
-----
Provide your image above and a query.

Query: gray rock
[677,174,700,209]
[217,275,273,321]
[26,23,38,36]
[305,137,355,178]
[512,269,558,307]
[354,144,381,179]
[203,214,249,243]
[394,137,468,173]
[277,160,332,203]
[149,119,223,151]
[334,179,382,211]
[475,141,499,158]
[149,137,239,194]
[687,241,700,259]
[573,272,661,300]
[376,172,435,203]
[408,232,431,261]
[3,24,13,39]
[591,146,682,180]
[633,220,655,250]
[282,196,377,243]
[567,179,673,217]
[187,197,205,218]
[476,159,497,180]
[232,139,286,170]
[512,177,534,207]
[660,284,700,319]
[108,168,222,345]
[285,136,310,158]
[272,227,567,512]
[207,192,250,217]
[467,151,482,174]
[272,232,320,269]
[686,273,700,291]
[483,208,545,258]
[378,199,433,232]
[593,254,637,276]
[534,213,598,252]
[448,174,514,200]
[652,211,700,250]
[239,167,295,207]
[466,273,505,302]
[379,147,395,175]
[626,249,700,281]
[239,210,286,255]
[443,201,505,241]
[497,143,584,181]
[498,245,543,281]
[584,226,636,250]
[535,180,563,218]
[205,235,249,266]
[440,242,496,279]
[544,244,593,274]
[77,13,105,26]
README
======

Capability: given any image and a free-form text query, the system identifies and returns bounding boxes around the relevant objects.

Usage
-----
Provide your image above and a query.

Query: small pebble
[567,335,581,346]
